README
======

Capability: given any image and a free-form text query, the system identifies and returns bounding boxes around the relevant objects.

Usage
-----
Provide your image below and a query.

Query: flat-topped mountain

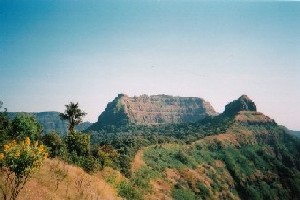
[89,94,218,129]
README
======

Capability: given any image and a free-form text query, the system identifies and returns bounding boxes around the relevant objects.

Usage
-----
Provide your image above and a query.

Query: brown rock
[91,94,218,128]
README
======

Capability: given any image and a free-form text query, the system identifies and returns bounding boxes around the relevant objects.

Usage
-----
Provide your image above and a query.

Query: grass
[0,159,120,200]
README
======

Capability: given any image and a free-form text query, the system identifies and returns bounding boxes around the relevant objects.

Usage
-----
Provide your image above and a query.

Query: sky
[0,1,299,130]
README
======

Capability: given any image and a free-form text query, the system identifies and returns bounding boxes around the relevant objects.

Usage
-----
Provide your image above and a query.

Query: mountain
[223,94,257,116]
[89,94,217,130]
[135,96,300,199]
[89,95,300,199]
[7,112,92,135]
[222,95,276,125]
[288,130,300,138]
[4,95,300,200]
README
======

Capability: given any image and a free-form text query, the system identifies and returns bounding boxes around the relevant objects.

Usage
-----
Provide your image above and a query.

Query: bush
[172,187,196,200]
[132,166,159,193]
[0,138,48,200]
[117,180,142,200]
[196,182,211,199]
[42,132,66,157]
[91,145,119,169]
[65,131,90,156]
[67,152,100,173]
[10,114,41,141]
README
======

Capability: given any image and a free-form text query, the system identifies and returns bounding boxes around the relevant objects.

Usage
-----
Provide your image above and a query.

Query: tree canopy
[59,102,86,133]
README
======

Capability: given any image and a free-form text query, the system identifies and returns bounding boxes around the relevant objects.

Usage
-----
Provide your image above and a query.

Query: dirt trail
[131,148,146,173]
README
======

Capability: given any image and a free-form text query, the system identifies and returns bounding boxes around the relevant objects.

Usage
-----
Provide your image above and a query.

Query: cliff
[90,94,218,129]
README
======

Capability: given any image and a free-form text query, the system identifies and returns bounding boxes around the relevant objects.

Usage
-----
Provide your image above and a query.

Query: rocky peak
[89,94,218,129]
[224,95,257,116]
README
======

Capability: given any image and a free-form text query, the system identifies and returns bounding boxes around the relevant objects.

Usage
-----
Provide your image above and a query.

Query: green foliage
[172,187,196,200]
[89,114,234,175]
[60,102,86,132]
[196,182,211,199]
[131,166,159,193]
[65,131,90,156]
[67,152,100,173]
[10,113,41,142]
[42,132,66,157]
[118,154,132,177]
[117,180,142,200]
[142,124,300,199]
[91,144,119,169]
[0,101,10,147]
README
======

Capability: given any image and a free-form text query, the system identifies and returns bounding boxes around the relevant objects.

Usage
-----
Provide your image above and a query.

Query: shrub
[172,187,196,200]
[65,131,90,156]
[91,145,119,169]
[67,153,100,173]
[0,137,48,200]
[10,114,41,141]
[117,180,142,200]
[132,166,159,193]
[42,132,66,157]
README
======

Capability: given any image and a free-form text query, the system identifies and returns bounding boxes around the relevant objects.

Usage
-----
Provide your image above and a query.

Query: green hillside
[1,96,300,200]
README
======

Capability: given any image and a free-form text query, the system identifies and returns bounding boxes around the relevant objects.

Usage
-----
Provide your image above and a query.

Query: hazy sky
[1,1,299,130]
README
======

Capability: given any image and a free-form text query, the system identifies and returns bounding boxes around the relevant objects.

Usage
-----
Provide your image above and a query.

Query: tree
[0,101,10,147]
[60,102,86,133]
[65,132,90,156]
[42,132,66,158]
[10,114,42,142]
[0,137,48,200]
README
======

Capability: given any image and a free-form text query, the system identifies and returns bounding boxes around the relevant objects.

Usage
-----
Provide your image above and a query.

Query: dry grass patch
[131,148,146,174]
[17,159,120,200]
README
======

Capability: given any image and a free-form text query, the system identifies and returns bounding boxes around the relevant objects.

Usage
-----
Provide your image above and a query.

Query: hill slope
[122,95,300,199]
[0,159,120,200]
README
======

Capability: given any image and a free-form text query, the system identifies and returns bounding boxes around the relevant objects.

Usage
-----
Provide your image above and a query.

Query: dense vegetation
[142,124,300,199]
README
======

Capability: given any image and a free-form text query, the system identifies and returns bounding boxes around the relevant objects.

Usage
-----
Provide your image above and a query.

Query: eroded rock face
[92,94,218,128]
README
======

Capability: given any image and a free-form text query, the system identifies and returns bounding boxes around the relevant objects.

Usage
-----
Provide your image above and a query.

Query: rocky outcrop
[222,95,276,125]
[223,95,257,116]
[90,94,218,129]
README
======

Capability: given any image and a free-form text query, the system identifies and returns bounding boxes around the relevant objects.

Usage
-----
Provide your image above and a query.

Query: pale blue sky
[1,1,299,130]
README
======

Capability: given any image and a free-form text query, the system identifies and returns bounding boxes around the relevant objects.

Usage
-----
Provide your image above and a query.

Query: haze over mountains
[7,94,299,133]
[7,112,91,135]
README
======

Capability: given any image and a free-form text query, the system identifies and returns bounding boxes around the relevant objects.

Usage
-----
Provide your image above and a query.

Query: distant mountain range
[7,112,92,135]
[7,94,299,135]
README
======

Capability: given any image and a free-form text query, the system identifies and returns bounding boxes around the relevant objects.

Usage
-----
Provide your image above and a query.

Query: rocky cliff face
[91,94,218,129]
[223,95,257,116]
